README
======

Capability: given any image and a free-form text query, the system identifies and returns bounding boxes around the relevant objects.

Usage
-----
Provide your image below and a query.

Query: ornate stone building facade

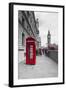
[18,11,41,62]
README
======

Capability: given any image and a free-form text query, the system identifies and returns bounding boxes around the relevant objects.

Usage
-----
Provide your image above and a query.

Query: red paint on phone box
[26,37,36,65]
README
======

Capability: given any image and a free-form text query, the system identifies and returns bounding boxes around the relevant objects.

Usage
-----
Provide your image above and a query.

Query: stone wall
[45,50,58,63]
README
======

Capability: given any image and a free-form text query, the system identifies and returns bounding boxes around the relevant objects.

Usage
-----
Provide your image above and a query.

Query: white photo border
[9,3,64,87]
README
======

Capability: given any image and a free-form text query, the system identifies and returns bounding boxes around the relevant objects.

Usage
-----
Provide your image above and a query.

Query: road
[18,55,58,79]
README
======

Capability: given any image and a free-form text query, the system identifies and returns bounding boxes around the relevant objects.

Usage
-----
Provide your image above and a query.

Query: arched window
[22,33,25,46]
[27,11,30,17]
[22,17,24,26]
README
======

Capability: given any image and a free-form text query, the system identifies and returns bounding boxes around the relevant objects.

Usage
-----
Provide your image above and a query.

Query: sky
[35,11,58,47]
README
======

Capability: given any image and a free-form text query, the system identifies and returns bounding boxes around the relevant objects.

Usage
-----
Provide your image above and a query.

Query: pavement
[18,55,58,79]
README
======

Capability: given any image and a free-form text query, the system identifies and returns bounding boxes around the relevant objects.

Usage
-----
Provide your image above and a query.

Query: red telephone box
[26,37,36,65]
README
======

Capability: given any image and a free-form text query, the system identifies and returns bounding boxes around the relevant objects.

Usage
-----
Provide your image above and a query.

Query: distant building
[35,18,41,48]
[18,11,41,62]
[48,44,58,50]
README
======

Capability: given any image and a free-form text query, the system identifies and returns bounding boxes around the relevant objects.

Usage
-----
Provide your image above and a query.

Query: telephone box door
[26,37,36,65]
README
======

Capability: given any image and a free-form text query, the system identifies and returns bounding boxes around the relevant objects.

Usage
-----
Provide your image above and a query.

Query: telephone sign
[26,37,36,65]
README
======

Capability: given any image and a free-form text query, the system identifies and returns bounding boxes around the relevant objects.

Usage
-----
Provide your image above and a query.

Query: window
[27,11,30,17]
[22,33,25,46]
[22,17,24,26]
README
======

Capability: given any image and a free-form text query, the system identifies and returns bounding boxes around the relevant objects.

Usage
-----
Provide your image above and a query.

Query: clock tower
[47,30,51,46]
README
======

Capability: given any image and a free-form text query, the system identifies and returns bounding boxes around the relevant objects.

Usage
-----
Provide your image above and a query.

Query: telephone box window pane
[30,45,33,59]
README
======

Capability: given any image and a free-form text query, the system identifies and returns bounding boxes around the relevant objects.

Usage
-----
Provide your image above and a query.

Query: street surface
[18,55,58,79]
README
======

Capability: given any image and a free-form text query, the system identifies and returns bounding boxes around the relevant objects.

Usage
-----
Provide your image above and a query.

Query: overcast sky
[35,11,58,47]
